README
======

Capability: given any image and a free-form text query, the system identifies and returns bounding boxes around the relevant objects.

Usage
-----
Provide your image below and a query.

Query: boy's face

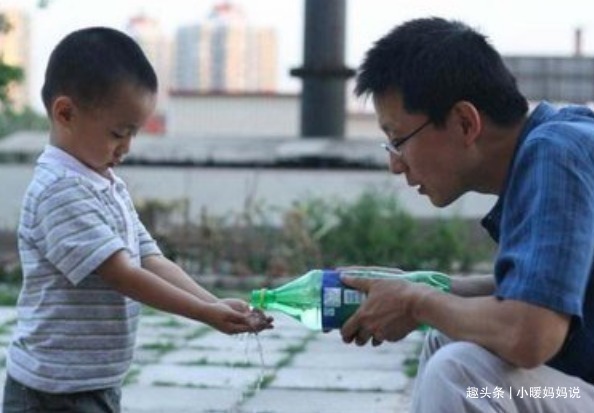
[54,83,156,177]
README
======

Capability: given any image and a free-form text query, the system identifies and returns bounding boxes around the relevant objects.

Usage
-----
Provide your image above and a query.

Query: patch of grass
[181,357,209,366]
[181,358,262,368]
[0,324,10,335]
[156,317,185,328]
[184,326,210,341]
[402,340,423,378]
[152,381,178,387]
[0,284,19,306]
[123,367,140,386]
[140,341,177,355]
[241,372,276,399]
[403,356,419,378]
[153,381,212,389]
[275,331,316,368]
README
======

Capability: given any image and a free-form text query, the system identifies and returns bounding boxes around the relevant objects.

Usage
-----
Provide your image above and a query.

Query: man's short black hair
[355,17,528,126]
[41,27,158,113]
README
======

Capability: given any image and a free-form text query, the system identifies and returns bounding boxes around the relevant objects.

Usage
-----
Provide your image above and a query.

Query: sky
[3,0,594,111]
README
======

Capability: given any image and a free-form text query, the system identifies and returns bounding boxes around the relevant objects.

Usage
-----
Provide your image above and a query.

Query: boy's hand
[218,298,274,334]
[219,298,250,313]
[220,297,250,313]
[246,308,274,333]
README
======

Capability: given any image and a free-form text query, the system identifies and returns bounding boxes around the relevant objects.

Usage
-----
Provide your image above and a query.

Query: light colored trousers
[411,330,594,412]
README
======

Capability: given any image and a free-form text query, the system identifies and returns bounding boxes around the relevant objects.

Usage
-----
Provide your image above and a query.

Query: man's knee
[413,341,504,412]
[421,341,501,388]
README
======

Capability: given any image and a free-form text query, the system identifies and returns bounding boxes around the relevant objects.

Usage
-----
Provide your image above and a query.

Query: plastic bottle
[250,268,450,330]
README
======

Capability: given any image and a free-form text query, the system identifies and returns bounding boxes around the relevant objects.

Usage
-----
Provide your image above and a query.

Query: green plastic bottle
[250,268,451,330]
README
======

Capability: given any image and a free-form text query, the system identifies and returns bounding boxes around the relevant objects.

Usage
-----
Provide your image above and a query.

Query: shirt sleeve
[117,186,162,259]
[35,178,126,285]
[495,133,594,319]
[133,210,162,258]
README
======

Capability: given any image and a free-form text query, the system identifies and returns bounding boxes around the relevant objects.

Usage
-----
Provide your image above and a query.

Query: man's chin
[426,193,456,208]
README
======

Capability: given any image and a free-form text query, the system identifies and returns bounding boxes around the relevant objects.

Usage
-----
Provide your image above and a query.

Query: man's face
[60,83,156,177]
[373,91,469,207]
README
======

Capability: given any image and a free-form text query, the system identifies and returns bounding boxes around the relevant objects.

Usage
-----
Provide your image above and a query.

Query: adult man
[340,17,594,412]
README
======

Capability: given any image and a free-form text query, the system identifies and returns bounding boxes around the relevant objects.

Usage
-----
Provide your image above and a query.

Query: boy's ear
[51,96,75,127]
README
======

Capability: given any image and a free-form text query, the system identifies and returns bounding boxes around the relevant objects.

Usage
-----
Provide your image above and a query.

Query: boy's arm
[97,250,253,334]
[141,254,220,304]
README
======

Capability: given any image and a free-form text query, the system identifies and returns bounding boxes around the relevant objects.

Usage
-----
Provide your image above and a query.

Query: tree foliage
[0,12,47,138]
[0,13,24,110]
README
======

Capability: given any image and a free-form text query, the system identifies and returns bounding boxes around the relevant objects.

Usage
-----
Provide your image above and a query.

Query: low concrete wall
[0,163,496,230]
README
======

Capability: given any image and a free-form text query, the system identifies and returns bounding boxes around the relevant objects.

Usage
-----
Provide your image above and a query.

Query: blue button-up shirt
[482,102,594,383]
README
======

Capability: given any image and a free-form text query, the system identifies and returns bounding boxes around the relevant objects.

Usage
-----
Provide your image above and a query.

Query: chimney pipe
[574,27,583,57]
[290,0,355,139]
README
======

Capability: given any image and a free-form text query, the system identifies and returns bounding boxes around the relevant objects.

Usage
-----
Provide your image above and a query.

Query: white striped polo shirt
[7,144,162,393]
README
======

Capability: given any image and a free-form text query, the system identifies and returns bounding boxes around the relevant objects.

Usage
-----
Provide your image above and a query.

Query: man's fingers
[371,331,385,347]
[340,275,370,291]
[355,328,373,346]
[341,317,358,343]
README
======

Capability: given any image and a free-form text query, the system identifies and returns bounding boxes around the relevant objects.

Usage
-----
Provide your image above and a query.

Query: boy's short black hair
[355,17,528,127]
[41,27,158,113]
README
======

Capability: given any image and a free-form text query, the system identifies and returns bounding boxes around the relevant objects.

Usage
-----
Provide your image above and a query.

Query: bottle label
[321,270,364,330]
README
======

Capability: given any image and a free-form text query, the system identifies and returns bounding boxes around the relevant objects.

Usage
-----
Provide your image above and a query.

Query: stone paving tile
[160,348,287,369]
[0,308,16,325]
[135,364,266,389]
[269,367,410,392]
[261,314,319,335]
[136,324,201,340]
[187,332,296,353]
[0,306,416,412]
[122,385,245,413]
[0,368,4,402]
[242,388,411,413]
[290,348,407,371]
[132,347,166,365]
[311,329,424,354]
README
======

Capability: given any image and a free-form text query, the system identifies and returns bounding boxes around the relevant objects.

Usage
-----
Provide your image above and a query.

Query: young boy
[3,27,272,413]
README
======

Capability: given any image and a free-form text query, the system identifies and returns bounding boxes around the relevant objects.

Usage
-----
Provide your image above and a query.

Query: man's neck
[474,118,527,195]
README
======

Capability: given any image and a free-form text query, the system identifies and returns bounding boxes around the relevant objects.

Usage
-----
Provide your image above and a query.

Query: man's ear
[451,101,482,146]
[51,96,75,128]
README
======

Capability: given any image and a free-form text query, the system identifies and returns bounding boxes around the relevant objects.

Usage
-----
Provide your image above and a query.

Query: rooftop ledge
[0,131,388,170]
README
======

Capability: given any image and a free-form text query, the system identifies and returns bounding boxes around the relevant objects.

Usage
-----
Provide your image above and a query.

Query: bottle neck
[251,288,273,309]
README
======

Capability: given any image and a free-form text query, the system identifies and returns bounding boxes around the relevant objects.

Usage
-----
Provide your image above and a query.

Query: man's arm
[450,274,495,297]
[414,287,570,368]
[341,277,570,368]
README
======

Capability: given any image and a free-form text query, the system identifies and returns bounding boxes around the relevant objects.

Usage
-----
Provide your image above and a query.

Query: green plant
[0,283,19,305]
[132,188,494,277]
[317,189,419,269]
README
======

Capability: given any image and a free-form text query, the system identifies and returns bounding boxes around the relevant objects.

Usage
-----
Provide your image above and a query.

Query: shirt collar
[37,144,125,191]
[480,102,558,240]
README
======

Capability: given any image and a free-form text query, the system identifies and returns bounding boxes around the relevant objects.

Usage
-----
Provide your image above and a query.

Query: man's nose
[388,154,407,174]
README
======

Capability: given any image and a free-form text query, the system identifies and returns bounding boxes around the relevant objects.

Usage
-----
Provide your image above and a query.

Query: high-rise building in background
[0,8,31,110]
[173,1,277,93]
[127,14,171,113]
[126,14,171,134]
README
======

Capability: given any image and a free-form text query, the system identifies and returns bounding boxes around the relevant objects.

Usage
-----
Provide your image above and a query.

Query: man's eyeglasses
[381,119,432,157]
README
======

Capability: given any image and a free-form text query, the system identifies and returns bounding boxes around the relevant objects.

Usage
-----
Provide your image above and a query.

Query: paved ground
[0,306,421,412]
